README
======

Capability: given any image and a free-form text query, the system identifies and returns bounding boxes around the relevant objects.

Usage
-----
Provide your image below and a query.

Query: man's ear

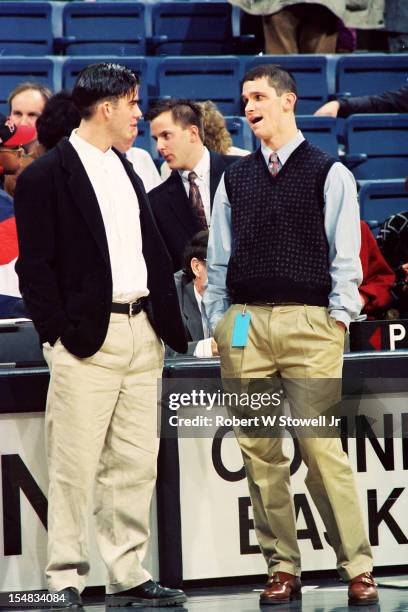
[282,92,297,112]
[189,124,200,143]
[190,257,200,277]
[99,100,114,121]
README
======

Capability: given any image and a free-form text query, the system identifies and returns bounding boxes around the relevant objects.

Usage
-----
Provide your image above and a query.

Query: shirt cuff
[193,337,214,358]
[329,309,351,330]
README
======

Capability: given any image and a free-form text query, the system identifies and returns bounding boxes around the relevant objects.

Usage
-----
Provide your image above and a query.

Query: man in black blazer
[14,63,187,608]
[146,99,240,271]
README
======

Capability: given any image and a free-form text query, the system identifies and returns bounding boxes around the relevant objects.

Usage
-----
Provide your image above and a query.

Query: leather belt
[251,302,303,307]
[111,299,144,316]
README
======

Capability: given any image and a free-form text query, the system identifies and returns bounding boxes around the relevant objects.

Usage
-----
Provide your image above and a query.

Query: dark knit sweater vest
[224,141,335,305]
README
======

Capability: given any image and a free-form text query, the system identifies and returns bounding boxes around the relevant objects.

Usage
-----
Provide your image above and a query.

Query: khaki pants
[215,304,372,580]
[262,4,338,54]
[43,311,164,593]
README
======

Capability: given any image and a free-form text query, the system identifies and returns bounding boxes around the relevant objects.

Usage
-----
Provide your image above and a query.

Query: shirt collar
[261,130,305,167]
[180,147,210,182]
[69,129,115,163]
[194,284,203,307]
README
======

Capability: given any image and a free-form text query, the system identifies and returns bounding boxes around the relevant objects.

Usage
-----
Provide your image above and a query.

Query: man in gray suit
[167,231,218,358]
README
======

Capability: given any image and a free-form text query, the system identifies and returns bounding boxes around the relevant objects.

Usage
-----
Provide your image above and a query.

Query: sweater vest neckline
[256,139,309,181]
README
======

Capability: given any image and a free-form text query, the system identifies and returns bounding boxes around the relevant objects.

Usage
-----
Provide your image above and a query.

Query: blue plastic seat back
[156,57,241,115]
[337,54,408,97]
[296,116,338,158]
[358,179,407,229]
[151,2,233,55]
[62,2,146,56]
[344,114,408,180]
[0,57,55,115]
[0,2,53,56]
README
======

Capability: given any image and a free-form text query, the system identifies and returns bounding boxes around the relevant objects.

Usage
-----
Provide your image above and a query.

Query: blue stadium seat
[58,2,146,56]
[296,116,338,158]
[0,57,55,115]
[336,54,408,98]
[150,1,235,56]
[62,57,148,112]
[358,179,407,229]
[343,114,408,180]
[155,57,241,115]
[225,116,253,152]
[244,55,331,115]
[0,2,53,56]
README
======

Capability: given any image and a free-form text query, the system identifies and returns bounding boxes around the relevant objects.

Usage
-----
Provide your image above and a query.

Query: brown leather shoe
[348,572,379,606]
[260,571,301,605]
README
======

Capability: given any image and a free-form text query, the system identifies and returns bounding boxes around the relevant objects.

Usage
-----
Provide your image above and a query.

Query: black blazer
[148,150,240,271]
[14,138,187,358]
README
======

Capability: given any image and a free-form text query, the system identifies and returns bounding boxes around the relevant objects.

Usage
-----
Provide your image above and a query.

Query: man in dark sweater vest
[204,65,378,606]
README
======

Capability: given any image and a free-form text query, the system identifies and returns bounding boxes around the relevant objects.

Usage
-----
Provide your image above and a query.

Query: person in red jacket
[359,220,395,319]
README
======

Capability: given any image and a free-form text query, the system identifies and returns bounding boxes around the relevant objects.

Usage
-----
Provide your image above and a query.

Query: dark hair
[72,63,139,120]
[242,64,297,98]
[8,81,52,110]
[36,91,81,151]
[182,230,209,282]
[145,98,204,142]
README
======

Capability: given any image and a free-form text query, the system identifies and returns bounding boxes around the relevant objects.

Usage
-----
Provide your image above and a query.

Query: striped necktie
[188,171,207,229]
[268,152,280,177]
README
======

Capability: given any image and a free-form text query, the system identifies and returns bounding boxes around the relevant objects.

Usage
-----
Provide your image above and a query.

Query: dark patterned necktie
[268,152,280,176]
[188,171,208,229]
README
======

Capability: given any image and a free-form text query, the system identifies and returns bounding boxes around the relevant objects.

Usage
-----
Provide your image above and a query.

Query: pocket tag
[231,311,251,348]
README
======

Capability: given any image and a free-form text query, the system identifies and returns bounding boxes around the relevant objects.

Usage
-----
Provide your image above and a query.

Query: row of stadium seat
[358,180,407,229]
[2,1,255,57]
[1,54,408,116]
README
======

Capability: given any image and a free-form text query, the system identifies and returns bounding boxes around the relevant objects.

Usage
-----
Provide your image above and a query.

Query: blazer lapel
[209,151,227,209]
[57,139,110,265]
[165,171,198,235]
[183,281,204,341]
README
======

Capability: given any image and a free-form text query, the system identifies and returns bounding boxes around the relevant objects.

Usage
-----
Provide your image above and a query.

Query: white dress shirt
[69,130,149,303]
[193,285,213,358]
[179,147,211,227]
[125,147,162,192]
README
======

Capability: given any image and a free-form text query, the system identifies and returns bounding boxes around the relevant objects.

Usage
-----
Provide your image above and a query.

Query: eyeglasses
[0,146,24,156]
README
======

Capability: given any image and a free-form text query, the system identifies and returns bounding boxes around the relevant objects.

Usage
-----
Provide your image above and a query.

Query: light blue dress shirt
[203,131,362,331]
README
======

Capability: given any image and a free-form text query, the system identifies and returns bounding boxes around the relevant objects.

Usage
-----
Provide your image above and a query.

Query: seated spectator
[166,230,218,358]
[4,91,81,197]
[8,82,52,128]
[160,99,249,180]
[359,220,395,319]
[4,82,53,196]
[7,82,52,158]
[377,210,408,317]
[315,84,408,117]
[0,115,36,317]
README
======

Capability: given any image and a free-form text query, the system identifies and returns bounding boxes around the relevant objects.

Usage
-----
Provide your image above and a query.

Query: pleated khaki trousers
[43,311,164,593]
[215,304,373,580]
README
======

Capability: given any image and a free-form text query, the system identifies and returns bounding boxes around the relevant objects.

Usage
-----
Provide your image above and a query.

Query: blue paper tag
[231,312,251,347]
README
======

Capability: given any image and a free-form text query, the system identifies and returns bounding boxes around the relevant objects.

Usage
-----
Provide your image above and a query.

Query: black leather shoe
[51,587,83,608]
[105,580,187,607]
